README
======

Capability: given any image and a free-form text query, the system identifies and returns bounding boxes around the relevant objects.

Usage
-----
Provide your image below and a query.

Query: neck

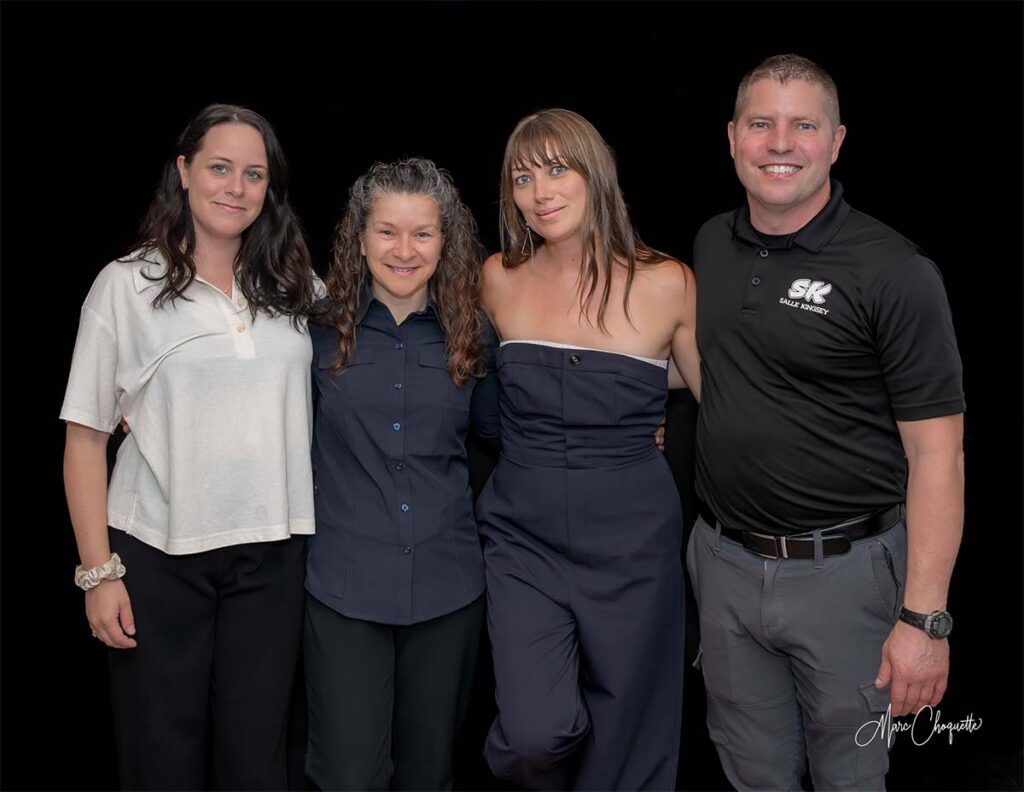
[537,232,586,266]
[193,233,242,278]
[373,284,429,325]
[748,184,831,236]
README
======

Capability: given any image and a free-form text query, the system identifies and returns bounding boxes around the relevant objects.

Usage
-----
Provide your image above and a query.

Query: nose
[532,173,554,203]
[224,172,246,197]
[768,125,794,154]
[394,234,415,261]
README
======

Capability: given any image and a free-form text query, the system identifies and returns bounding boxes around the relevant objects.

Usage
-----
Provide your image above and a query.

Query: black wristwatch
[898,606,953,639]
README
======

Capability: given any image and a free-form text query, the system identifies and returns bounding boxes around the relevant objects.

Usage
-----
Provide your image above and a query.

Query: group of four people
[62,53,964,791]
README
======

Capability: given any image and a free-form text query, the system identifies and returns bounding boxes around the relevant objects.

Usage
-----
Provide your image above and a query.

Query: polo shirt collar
[131,249,169,293]
[732,179,851,253]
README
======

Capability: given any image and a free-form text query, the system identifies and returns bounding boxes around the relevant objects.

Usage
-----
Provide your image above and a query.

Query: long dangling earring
[519,213,535,259]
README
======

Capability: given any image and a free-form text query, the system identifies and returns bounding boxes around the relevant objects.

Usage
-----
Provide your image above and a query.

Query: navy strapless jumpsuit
[478,342,684,790]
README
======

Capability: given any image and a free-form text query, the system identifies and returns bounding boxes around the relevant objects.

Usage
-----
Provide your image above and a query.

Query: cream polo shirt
[61,251,316,555]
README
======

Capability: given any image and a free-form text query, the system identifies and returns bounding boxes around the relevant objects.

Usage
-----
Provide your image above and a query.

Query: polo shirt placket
[197,277,256,359]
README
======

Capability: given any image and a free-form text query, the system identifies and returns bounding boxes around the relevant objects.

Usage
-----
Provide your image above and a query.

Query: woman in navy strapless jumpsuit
[479,110,701,790]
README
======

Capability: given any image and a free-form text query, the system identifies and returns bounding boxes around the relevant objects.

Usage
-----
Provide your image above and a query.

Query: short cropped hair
[734,54,841,128]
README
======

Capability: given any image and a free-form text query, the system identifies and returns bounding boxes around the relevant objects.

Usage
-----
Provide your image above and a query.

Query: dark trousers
[480,461,685,791]
[107,529,307,791]
[304,593,485,791]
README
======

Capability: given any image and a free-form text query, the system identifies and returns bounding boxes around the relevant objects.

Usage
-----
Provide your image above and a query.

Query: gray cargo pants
[687,514,907,790]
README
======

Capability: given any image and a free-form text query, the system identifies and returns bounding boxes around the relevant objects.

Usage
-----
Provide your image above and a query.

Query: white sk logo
[780,278,832,316]
[788,278,832,304]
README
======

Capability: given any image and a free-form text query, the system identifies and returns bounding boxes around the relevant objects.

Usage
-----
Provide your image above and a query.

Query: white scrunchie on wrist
[75,553,126,591]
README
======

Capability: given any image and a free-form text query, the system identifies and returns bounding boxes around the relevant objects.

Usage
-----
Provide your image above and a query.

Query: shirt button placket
[392,334,412,564]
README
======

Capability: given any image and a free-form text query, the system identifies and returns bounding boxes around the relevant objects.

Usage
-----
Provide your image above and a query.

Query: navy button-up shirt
[307,294,499,625]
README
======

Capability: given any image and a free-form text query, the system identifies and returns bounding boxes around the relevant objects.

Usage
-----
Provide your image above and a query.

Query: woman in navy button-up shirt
[305,158,499,790]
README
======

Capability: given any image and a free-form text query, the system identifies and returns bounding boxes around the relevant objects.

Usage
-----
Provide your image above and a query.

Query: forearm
[64,423,113,568]
[902,438,964,612]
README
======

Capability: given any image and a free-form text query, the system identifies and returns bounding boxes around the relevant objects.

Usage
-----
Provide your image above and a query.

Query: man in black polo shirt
[688,54,965,790]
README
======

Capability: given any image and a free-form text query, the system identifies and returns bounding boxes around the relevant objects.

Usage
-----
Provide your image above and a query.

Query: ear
[829,124,847,165]
[359,232,367,258]
[176,155,189,190]
[727,121,737,160]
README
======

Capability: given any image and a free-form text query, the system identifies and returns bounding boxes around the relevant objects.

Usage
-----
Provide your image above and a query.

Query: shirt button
[235,324,246,333]
[393,382,403,390]
[751,276,761,286]
[395,462,404,471]
[402,545,412,555]
[392,422,401,432]
[759,249,769,258]
[394,341,404,350]
[569,353,581,366]
[401,504,410,513]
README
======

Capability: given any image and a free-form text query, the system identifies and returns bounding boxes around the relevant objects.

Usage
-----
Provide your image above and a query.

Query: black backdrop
[2,2,1021,790]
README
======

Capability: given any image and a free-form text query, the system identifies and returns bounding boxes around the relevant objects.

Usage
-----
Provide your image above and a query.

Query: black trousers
[304,593,485,791]
[107,529,307,791]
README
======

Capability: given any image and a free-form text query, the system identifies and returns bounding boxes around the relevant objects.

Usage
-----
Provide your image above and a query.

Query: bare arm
[875,413,964,714]
[669,264,701,401]
[64,422,136,648]
[666,359,686,390]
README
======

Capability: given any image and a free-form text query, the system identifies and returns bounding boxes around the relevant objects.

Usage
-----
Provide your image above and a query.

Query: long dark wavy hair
[499,108,668,331]
[324,158,487,387]
[131,103,315,324]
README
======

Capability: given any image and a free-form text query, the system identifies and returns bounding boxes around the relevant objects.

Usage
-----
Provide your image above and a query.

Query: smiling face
[728,78,846,234]
[510,153,588,247]
[176,122,269,249]
[360,192,443,318]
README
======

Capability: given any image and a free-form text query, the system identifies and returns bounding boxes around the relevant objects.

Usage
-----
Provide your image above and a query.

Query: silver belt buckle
[747,531,786,559]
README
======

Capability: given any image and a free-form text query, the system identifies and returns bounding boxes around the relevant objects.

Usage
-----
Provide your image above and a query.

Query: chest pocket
[314,345,381,421]
[410,346,472,448]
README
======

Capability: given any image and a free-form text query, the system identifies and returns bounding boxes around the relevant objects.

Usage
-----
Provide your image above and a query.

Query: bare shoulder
[482,252,505,276]
[481,253,510,314]
[636,257,694,299]
[482,253,508,289]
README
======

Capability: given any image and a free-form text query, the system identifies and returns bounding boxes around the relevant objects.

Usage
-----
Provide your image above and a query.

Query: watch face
[927,611,953,638]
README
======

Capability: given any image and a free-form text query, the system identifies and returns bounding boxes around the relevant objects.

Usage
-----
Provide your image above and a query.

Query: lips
[213,202,246,214]
[759,164,802,175]
[534,206,565,220]
[386,264,420,276]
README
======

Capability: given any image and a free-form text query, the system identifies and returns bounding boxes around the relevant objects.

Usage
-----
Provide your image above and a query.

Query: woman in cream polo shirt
[61,104,318,790]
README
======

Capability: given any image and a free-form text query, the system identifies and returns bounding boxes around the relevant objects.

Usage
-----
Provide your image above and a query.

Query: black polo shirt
[306,293,500,625]
[694,181,964,535]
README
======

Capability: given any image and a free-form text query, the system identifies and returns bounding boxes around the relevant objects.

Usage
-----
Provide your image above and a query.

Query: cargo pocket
[854,681,893,782]
[693,647,732,747]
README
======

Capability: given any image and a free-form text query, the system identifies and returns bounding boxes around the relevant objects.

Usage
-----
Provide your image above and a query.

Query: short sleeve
[871,253,965,421]
[59,272,122,432]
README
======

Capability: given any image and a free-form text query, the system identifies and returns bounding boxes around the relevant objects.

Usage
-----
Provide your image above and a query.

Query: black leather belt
[698,504,903,560]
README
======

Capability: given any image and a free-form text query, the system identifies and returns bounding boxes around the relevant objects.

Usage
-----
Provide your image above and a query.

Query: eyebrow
[206,155,268,169]
[745,111,821,122]
[372,220,440,231]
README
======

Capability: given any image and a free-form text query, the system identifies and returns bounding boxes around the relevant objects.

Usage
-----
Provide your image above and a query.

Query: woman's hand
[86,579,137,649]
[654,416,666,452]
